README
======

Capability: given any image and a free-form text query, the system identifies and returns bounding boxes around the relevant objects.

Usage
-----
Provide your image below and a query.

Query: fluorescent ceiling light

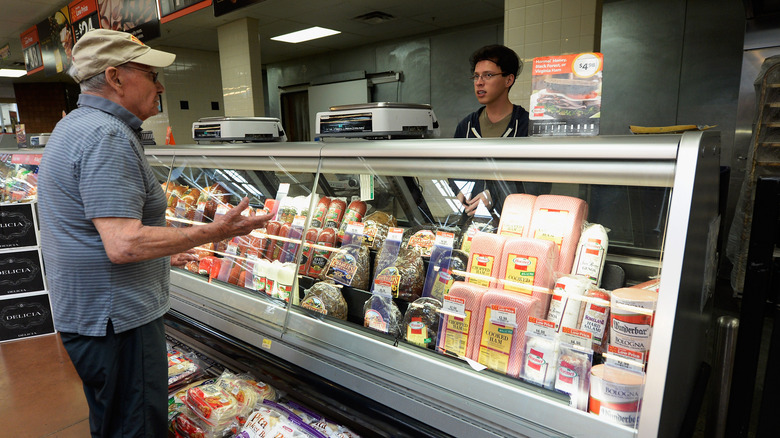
[0,69,26,78]
[271,26,340,43]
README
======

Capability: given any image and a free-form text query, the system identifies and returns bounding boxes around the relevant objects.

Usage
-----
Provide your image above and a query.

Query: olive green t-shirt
[478,109,512,137]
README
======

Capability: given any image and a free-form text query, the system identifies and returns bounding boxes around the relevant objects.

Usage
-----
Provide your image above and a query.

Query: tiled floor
[0,333,90,437]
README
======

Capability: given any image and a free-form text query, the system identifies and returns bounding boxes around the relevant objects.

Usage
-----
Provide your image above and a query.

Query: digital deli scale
[316,102,440,139]
[192,117,287,143]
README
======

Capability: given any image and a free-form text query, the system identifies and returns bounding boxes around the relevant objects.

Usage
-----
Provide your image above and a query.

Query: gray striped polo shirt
[38,93,170,336]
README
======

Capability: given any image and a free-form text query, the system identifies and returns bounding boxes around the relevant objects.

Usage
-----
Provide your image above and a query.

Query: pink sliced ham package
[527,195,588,275]
[436,281,488,358]
[468,288,542,378]
[466,232,507,288]
[496,236,557,317]
[497,193,537,238]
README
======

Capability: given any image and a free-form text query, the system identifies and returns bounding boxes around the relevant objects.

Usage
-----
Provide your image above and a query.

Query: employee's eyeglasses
[121,64,159,84]
[470,72,509,83]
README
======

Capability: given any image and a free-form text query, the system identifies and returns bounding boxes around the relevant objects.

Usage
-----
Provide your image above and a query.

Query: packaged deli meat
[497,236,557,316]
[554,343,593,411]
[498,193,536,238]
[577,288,612,354]
[528,195,588,274]
[547,274,591,332]
[323,198,347,229]
[321,244,370,290]
[372,227,403,290]
[421,232,456,301]
[300,281,348,320]
[337,200,368,243]
[467,232,507,288]
[394,248,425,302]
[185,383,241,427]
[362,211,397,250]
[309,196,331,228]
[402,297,443,349]
[363,294,403,337]
[404,228,436,257]
[168,348,203,391]
[470,289,542,378]
[307,228,336,278]
[571,222,610,287]
[436,281,488,358]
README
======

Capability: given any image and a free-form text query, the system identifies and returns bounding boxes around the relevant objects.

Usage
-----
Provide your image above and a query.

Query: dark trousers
[60,317,168,438]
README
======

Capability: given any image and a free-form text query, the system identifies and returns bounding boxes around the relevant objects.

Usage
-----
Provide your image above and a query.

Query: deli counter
[141,132,719,438]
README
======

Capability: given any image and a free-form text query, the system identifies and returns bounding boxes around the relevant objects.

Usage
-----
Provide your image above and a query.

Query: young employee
[453,45,538,216]
[37,29,274,437]
[454,44,529,139]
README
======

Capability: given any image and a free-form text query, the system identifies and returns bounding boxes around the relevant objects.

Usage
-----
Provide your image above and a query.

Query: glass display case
[147,131,718,438]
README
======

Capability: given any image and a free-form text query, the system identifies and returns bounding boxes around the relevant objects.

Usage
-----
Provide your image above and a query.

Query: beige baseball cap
[70,29,176,83]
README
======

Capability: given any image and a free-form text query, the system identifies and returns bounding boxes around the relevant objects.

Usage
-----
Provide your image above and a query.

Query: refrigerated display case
[146,131,718,438]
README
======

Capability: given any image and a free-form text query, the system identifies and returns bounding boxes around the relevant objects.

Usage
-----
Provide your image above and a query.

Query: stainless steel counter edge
[146,134,682,161]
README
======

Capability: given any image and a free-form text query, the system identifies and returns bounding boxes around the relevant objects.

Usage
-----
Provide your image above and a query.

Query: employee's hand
[171,250,197,267]
[212,197,275,240]
[460,190,492,216]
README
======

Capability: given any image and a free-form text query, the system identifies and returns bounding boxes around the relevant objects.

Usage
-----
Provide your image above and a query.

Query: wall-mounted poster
[96,0,161,42]
[69,0,101,45]
[529,53,603,137]
[38,7,73,77]
[20,26,44,75]
[214,0,265,17]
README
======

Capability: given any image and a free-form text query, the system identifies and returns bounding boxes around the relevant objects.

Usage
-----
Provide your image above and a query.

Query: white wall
[142,47,224,145]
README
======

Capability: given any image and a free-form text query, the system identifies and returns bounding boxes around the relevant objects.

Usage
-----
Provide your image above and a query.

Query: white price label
[374,283,393,298]
[490,305,517,327]
[442,295,466,317]
[346,221,365,236]
[435,231,455,248]
[387,227,404,242]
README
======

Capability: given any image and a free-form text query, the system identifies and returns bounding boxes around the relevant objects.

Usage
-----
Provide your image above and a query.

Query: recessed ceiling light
[271,26,340,43]
[0,69,26,78]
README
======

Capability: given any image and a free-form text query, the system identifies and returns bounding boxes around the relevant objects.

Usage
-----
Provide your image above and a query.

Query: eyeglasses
[121,64,159,83]
[470,72,509,82]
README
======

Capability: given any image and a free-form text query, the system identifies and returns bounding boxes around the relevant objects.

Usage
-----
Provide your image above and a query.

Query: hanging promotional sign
[96,0,161,41]
[160,0,213,24]
[529,52,603,137]
[20,26,44,75]
[214,0,264,17]
[69,0,101,44]
[37,7,73,77]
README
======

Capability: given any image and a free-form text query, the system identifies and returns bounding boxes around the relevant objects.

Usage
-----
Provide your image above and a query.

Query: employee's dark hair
[470,44,522,85]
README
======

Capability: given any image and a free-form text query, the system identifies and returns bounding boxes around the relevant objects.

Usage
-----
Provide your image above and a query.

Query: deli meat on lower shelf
[437,282,488,358]
[469,289,543,378]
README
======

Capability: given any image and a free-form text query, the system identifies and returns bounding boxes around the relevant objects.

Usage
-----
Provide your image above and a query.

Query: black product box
[0,292,55,342]
[0,249,46,296]
[0,203,38,249]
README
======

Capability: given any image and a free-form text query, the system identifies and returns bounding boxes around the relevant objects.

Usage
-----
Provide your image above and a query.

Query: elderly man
[37,29,272,437]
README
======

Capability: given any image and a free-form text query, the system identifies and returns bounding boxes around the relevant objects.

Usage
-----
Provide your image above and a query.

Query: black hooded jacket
[453,105,530,138]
